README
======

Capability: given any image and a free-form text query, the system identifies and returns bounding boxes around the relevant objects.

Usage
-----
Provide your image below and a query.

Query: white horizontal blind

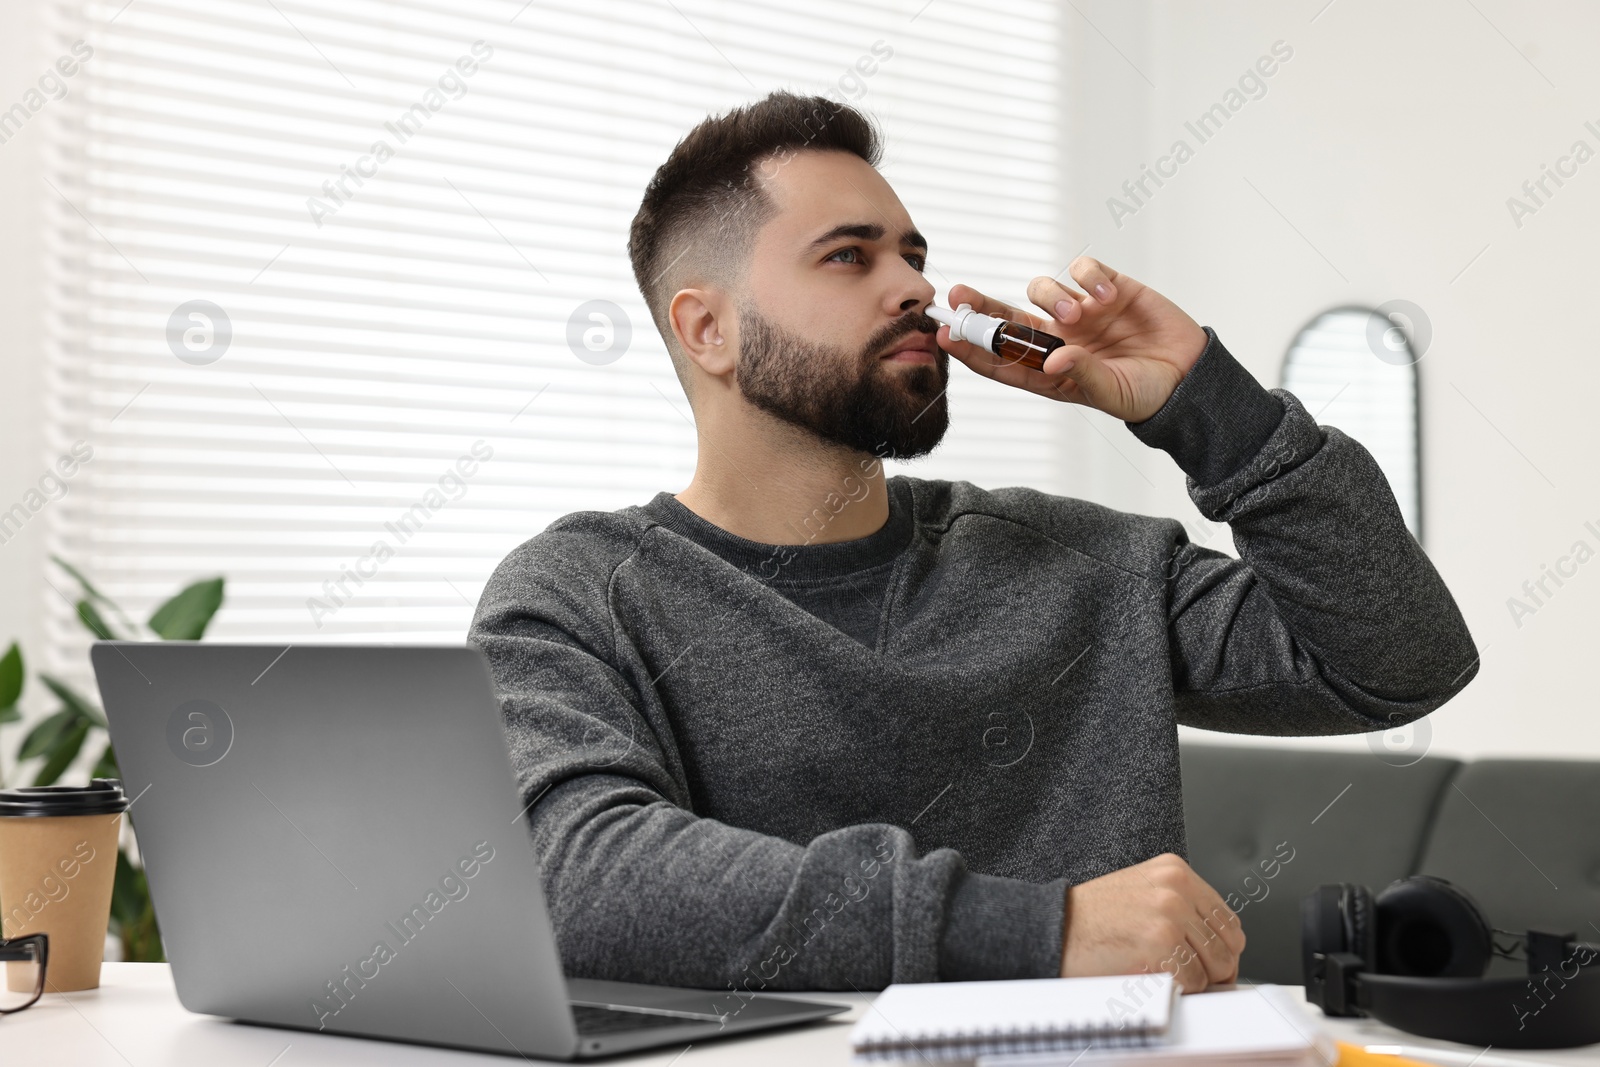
[1281,308,1421,539]
[43,0,1067,676]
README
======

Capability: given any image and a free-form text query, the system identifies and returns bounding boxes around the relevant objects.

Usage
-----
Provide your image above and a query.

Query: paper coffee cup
[0,779,129,992]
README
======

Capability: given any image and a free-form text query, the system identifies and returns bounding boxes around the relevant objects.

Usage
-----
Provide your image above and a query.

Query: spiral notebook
[973,985,1335,1066]
[850,973,1177,1062]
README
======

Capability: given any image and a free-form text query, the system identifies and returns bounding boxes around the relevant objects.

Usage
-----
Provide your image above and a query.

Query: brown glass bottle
[927,302,1067,373]
[990,321,1067,372]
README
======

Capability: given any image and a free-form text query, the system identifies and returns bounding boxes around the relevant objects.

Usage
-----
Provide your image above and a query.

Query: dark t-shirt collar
[638,476,915,583]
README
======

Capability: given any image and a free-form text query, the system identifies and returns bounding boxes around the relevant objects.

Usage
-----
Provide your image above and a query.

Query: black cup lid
[0,778,130,817]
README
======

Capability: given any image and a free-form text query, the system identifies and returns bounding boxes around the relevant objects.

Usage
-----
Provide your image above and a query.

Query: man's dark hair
[627,90,881,396]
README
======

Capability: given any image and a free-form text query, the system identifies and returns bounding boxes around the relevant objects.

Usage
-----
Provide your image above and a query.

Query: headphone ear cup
[1345,883,1376,968]
[1302,884,1366,1004]
[1301,885,1369,955]
[1375,875,1491,978]
[1303,885,1348,954]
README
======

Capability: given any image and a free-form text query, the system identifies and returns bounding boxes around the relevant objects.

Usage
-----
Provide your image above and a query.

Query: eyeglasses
[0,934,48,1016]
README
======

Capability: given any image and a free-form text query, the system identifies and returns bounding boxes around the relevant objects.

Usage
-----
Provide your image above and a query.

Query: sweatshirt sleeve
[1124,326,1481,733]
[468,532,1065,989]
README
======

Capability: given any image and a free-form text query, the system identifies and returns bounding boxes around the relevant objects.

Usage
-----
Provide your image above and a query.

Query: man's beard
[733,303,950,460]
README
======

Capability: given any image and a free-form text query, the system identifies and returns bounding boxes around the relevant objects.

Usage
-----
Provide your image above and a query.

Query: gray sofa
[1180,742,1600,984]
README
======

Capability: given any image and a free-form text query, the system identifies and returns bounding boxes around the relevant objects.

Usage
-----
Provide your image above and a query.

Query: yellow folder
[1337,1042,1439,1067]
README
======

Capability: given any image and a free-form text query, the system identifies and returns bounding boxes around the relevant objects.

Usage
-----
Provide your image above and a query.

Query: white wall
[0,0,49,784]
[1080,0,1599,760]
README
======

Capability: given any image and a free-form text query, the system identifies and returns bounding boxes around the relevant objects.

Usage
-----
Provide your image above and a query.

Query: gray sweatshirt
[467,327,1479,993]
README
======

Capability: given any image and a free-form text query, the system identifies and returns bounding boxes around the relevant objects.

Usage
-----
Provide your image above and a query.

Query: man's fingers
[1207,900,1247,961]
[1163,939,1211,994]
[1163,916,1231,990]
[1026,276,1088,324]
[1064,255,1125,305]
[937,326,1031,383]
[1146,856,1243,991]
[1040,344,1089,378]
[933,325,987,368]
[1186,873,1247,960]
[939,321,1091,406]
[1181,876,1244,985]
[1185,915,1237,986]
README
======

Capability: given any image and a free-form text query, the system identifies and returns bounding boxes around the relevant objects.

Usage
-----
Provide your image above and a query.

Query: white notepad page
[974,985,1335,1066]
[851,973,1177,1061]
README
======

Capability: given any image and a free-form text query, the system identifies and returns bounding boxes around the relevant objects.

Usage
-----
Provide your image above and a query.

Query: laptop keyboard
[570,1004,711,1036]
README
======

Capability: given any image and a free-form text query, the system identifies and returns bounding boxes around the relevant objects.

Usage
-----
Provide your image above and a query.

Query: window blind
[42,0,1068,679]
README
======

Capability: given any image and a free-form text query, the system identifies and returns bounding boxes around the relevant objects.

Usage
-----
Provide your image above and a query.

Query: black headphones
[1301,876,1600,1049]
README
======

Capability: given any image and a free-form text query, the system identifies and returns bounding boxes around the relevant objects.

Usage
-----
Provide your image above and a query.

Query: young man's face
[732,148,949,460]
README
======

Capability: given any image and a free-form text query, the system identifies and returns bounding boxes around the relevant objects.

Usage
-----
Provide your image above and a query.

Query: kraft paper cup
[0,779,129,992]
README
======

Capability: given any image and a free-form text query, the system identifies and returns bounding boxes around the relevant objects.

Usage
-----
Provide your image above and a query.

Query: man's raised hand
[938,257,1209,423]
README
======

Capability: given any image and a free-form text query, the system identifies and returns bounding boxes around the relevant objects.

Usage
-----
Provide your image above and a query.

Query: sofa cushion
[1415,759,1600,978]
[1180,741,1460,983]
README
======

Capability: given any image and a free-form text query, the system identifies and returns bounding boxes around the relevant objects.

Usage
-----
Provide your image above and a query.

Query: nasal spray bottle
[925,303,1065,373]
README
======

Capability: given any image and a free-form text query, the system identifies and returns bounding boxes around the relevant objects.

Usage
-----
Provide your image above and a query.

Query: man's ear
[669,288,735,377]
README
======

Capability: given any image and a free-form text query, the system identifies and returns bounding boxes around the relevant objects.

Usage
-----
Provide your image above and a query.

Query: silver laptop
[90,642,849,1059]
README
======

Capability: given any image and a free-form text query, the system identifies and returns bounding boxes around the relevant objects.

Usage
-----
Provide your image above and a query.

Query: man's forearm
[1127,328,1479,730]
[519,770,1065,988]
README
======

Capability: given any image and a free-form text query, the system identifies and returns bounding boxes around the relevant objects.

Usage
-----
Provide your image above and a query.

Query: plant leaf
[77,599,121,641]
[91,742,119,779]
[110,848,145,929]
[111,848,166,962]
[133,894,166,963]
[39,674,108,729]
[0,704,20,725]
[0,641,22,709]
[52,556,106,598]
[51,554,112,604]
[32,719,89,785]
[120,876,165,962]
[53,556,142,637]
[148,578,225,640]
[19,708,77,761]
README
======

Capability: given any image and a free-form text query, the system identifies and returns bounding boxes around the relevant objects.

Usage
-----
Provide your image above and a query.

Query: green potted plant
[0,556,224,963]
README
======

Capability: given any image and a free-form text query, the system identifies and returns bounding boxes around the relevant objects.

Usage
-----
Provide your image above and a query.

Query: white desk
[11,964,1600,1065]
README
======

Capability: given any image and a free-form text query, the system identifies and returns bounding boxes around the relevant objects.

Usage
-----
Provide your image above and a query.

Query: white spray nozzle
[926,302,1003,352]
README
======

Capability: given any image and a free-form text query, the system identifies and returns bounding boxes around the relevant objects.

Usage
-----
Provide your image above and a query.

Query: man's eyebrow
[804,222,928,255]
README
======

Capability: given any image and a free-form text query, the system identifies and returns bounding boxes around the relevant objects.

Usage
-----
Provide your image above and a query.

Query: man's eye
[826,247,926,272]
